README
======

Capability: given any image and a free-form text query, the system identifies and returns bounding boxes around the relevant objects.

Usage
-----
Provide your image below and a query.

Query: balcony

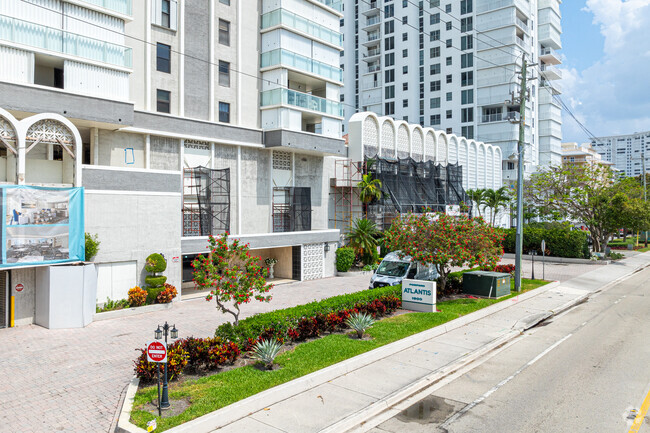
[540,64,562,80]
[313,0,343,13]
[476,0,531,14]
[515,16,529,33]
[362,1,380,16]
[362,76,382,89]
[81,0,132,16]
[482,113,504,123]
[367,63,381,73]
[363,16,381,31]
[538,88,561,106]
[362,32,381,47]
[261,49,343,82]
[541,80,562,94]
[0,15,132,69]
[261,9,343,47]
[261,88,344,118]
[539,47,561,65]
[538,23,562,50]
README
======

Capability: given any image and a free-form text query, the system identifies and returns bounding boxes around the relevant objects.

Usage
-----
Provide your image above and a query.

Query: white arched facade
[0,108,82,186]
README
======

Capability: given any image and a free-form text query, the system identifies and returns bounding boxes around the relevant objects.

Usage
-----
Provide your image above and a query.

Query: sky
[559,0,650,143]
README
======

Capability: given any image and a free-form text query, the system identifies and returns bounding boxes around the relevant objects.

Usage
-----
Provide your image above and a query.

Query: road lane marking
[440,333,573,430]
[628,386,650,433]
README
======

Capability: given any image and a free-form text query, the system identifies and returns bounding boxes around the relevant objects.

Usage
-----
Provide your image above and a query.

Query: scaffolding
[183,167,230,236]
[329,159,364,236]
[330,157,471,233]
[272,187,312,232]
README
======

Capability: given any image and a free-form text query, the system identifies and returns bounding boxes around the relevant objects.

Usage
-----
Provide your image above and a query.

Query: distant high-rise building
[340,0,563,183]
[591,131,650,177]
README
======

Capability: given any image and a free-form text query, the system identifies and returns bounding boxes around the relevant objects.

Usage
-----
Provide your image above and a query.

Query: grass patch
[131,279,549,431]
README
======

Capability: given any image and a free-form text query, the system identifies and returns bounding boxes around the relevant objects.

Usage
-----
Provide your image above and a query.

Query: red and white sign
[172,256,180,263]
[146,341,167,363]
[14,283,24,292]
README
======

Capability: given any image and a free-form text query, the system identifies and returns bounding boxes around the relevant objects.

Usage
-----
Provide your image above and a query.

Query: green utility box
[462,271,511,298]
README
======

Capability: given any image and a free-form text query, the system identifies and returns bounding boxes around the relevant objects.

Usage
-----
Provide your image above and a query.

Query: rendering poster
[1,186,85,267]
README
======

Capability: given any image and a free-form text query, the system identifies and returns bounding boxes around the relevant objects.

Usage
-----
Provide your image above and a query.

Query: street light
[154,321,178,409]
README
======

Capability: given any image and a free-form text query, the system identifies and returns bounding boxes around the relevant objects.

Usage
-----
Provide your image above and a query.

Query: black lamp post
[155,321,178,409]
[529,250,537,280]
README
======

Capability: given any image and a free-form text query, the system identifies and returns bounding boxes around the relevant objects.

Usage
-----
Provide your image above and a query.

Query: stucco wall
[240,147,272,234]
[11,268,35,326]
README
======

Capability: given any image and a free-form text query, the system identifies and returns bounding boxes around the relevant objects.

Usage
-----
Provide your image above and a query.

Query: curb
[115,377,145,433]
[502,253,610,265]
[123,281,560,433]
[95,302,173,322]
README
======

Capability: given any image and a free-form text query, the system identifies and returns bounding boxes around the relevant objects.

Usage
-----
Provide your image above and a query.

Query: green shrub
[85,233,100,260]
[146,287,164,304]
[145,253,167,273]
[215,285,400,345]
[145,275,167,287]
[502,223,589,259]
[336,247,355,272]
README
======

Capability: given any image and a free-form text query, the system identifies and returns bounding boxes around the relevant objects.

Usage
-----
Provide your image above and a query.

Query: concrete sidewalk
[158,252,650,433]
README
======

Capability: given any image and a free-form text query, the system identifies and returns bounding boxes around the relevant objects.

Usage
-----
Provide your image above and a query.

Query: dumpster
[462,271,511,298]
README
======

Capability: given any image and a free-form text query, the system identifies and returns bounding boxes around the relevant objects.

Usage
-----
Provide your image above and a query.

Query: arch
[459,139,469,189]
[478,143,486,188]
[487,146,495,190]
[424,130,436,162]
[411,125,424,162]
[468,141,477,189]
[436,132,448,164]
[361,114,380,158]
[396,122,410,159]
[448,135,458,164]
[494,146,503,188]
[380,119,396,159]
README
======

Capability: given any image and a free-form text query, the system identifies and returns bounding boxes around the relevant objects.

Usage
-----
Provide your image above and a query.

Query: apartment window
[446,110,452,119]
[403,66,408,74]
[461,107,473,123]
[430,63,440,75]
[446,21,452,31]
[430,0,440,6]
[461,53,473,68]
[402,16,408,24]
[461,125,474,139]
[402,32,408,41]
[445,4,451,13]
[461,89,473,104]
[385,85,395,99]
[156,43,171,73]
[161,0,171,27]
[446,74,452,83]
[385,21,394,34]
[430,46,440,58]
[385,69,395,83]
[461,17,473,32]
[446,56,452,66]
[430,97,440,108]
[461,0,472,14]
[461,71,473,86]
[403,82,409,91]
[153,0,177,30]
[402,49,408,58]
[385,101,395,115]
[446,39,452,48]
[430,114,441,125]
[403,99,409,108]
[219,19,230,45]
[220,0,230,4]
[384,4,394,17]
[430,13,440,24]
[446,128,453,134]
[385,37,395,50]
[461,35,473,50]
[385,52,395,66]
[446,92,452,101]
[219,102,230,123]
[157,89,170,113]
[430,80,441,91]
[430,30,440,41]
[219,61,230,86]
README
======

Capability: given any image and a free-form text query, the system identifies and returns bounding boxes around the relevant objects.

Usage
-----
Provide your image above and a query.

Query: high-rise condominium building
[0,0,345,327]
[591,131,650,178]
[340,0,563,182]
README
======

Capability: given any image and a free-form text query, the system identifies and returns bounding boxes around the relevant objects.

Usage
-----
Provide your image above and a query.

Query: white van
[369,251,438,289]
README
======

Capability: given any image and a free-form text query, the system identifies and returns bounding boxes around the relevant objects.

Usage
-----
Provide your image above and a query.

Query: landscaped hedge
[214,285,401,348]
[336,247,355,272]
[502,223,590,259]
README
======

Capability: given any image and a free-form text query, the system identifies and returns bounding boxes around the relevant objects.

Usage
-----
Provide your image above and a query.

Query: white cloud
[560,0,650,142]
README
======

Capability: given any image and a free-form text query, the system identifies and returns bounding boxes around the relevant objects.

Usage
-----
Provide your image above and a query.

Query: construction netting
[366,156,471,229]
[272,187,312,233]
[183,167,230,236]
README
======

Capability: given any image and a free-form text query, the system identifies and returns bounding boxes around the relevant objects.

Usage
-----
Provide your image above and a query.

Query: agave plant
[345,312,376,339]
[251,339,282,370]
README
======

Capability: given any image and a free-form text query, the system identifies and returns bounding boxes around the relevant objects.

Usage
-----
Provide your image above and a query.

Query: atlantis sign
[402,279,436,313]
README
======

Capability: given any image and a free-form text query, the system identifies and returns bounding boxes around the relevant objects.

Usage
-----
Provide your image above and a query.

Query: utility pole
[514,54,527,292]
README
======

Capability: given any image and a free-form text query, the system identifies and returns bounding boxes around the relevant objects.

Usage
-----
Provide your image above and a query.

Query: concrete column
[16,130,25,185]
[145,134,151,169]
[237,146,242,234]
[92,127,99,165]
[209,0,215,122]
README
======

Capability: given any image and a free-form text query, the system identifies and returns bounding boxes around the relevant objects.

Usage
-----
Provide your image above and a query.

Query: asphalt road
[369,266,650,433]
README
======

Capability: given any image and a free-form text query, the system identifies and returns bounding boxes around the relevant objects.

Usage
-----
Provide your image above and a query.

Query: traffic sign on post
[147,341,167,363]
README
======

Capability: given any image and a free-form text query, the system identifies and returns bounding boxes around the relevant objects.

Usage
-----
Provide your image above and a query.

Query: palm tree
[483,187,511,226]
[466,188,487,218]
[357,173,383,217]
[347,218,380,265]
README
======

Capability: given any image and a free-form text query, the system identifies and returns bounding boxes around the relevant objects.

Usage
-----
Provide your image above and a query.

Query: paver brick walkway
[0,262,597,433]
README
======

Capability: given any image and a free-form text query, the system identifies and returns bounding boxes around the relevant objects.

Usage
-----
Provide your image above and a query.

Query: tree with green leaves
[347,218,380,266]
[466,188,487,219]
[357,173,384,217]
[483,187,510,226]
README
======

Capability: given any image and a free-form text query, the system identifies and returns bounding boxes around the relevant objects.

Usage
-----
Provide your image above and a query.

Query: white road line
[440,333,573,430]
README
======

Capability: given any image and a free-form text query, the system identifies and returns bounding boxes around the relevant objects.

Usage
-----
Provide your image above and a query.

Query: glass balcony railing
[482,113,504,123]
[0,15,132,68]
[261,88,344,117]
[81,0,132,16]
[261,49,343,82]
[314,0,343,12]
[261,9,343,47]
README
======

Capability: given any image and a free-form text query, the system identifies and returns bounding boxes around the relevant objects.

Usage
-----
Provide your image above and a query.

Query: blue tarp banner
[1,186,84,268]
